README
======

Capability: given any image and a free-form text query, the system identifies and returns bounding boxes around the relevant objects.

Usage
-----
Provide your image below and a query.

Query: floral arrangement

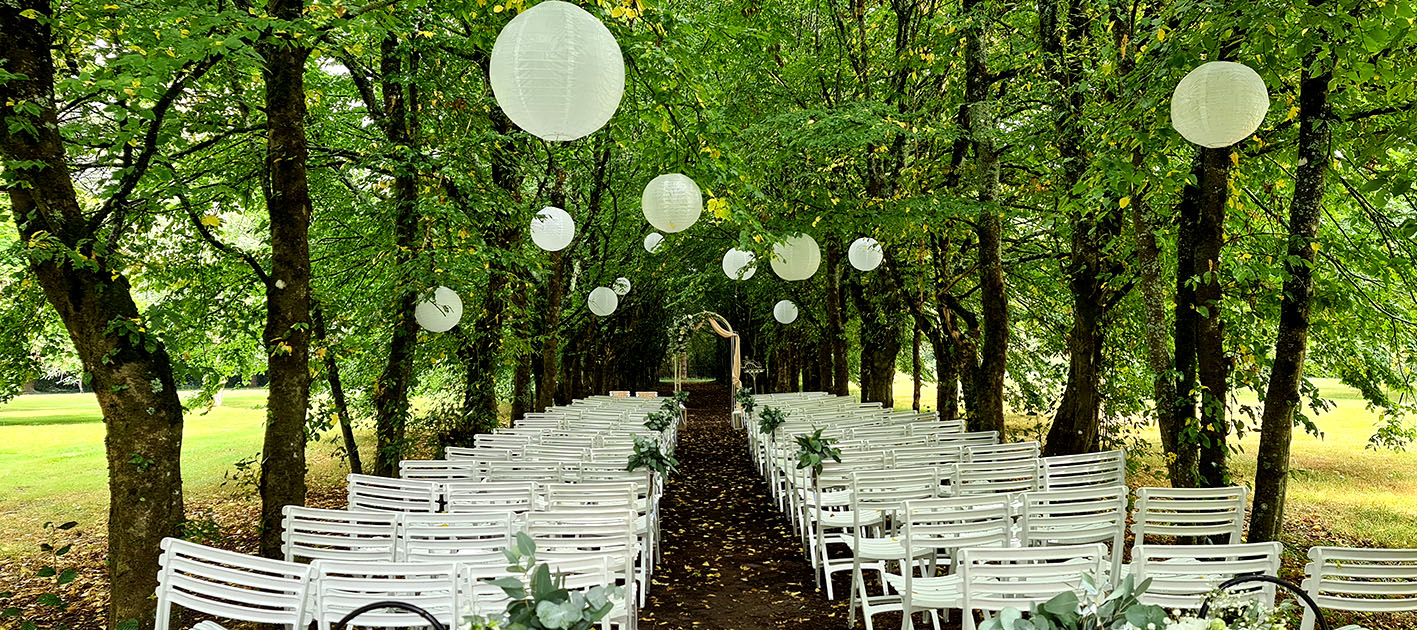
[979,575,1292,630]
[757,405,788,436]
[466,532,622,630]
[625,434,678,477]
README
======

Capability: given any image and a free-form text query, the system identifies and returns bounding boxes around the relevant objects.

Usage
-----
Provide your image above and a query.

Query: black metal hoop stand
[1197,574,1330,630]
[331,600,448,630]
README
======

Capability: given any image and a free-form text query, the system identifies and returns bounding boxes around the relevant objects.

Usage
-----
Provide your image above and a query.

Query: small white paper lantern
[414,286,463,333]
[1170,61,1270,148]
[848,237,884,272]
[722,248,757,281]
[770,234,821,281]
[588,286,618,317]
[613,277,632,296]
[489,1,625,142]
[643,232,664,254]
[773,300,799,324]
[641,174,702,233]
[530,207,575,252]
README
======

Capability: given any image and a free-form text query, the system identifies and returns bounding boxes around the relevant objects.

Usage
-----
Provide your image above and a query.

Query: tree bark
[536,169,570,412]
[1135,194,1196,485]
[1250,55,1331,543]
[826,239,850,396]
[965,0,1008,436]
[912,324,922,411]
[313,307,361,475]
[369,35,422,478]
[1,10,185,625]
[510,285,535,423]
[459,271,508,437]
[818,337,835,393]
[1170,154,1205,488]
[1194,146,1233,487]
[256,0,313,558]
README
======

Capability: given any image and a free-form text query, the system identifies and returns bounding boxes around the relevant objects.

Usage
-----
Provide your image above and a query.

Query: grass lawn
[0,389,361,559]
[854,374,1417,549]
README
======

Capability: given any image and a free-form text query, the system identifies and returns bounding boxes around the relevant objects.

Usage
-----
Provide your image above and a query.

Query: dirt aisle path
[640,382,847,630]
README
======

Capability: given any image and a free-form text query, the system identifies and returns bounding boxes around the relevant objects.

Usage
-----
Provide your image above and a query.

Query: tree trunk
[1134,195,1196,485]
[313,307,361,475]
[965,0,1008,436]
[459,271,509,436]
[912,325,922,411]
[826,240,850,396]
[818,338,835,393]
[1047,303,1105,454]
[1194,147,1233,487]
[1250,56,1330,543]
[257,0,313,558]
[510,283,535,423]
[0,11,185,626]
[369,35,422,478]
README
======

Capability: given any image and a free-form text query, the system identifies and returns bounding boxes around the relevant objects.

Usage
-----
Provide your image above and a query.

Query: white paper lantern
[613,277,632,296]
[641,174,702,233]
[588,286,618,317]
[770,234,821,281]
[722,248,757,281]
[848,237,884,272]
[773,300,799,325]
[414,286,463,333]
[489,1,625,142]
[530,207,575,252]
[1170,61,1270,148]
[643,232,664,254]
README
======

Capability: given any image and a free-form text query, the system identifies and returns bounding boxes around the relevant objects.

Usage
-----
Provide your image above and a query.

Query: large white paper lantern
[1170,61,1270,148]
[414,286,463,333]
[588,286,618,317]
[848,237,884,272]
[530,206,575,252]
[773,300,799,324]
[641,174,702,233]
[722,248,757,281]
[643,232,664,254]
[489,1,625,142]
[613,277,632,296]
[770,234,821,281]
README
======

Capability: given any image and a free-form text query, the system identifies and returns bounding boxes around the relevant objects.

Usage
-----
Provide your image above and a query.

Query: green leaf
[57,568,78,585]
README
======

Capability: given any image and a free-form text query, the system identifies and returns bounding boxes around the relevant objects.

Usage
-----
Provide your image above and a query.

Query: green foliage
[757,406,788,437]
[625,435,678,478]
[2,521,83,630]
[644,410,674,433]
[978,575,1166,630]
[793,428,842,476]
[472,532,622,630]
[735,387,757,418]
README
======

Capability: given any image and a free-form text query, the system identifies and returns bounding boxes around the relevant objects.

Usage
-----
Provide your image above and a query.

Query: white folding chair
[807,456,889,599]
[1301,546,1417,630]
[487,461,565,483]
[398,458,480,481]
[1132,542,1283,610]
[154,538,311,630]
[1040,450,1125,490]
[346,474,440,513]
[1131,486,1247,553]
[889,495,1014,630]
[281,506,398,563]
[525,510,642,608]
[847,468,941,630]
[963,441,1039,464]
[443,480,538,515]
[398,512,514,563]
[311,560,460,630]
[1017,486,1127,586]
[959,544,1107,630]
[948,460,1041,497]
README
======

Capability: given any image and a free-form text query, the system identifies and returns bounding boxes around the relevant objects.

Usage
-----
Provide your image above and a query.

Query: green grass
[856,374,1417,549]
[0,389,360,559]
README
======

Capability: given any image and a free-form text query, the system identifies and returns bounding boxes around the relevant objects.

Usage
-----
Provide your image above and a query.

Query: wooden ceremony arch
[671,311,741,416]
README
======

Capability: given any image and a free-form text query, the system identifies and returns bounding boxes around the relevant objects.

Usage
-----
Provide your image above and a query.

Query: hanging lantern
[721,248,757,281]
[613,277,632,296]
[1170,61,1270,148]
[414,286,463,333]
[848,237,884,272]
[588,286,618,317]
[641,174,702,233]
[643,232,665,254]
[770,234,821,281]
[530,207,575,252]
[773,300,799,325]
[489,1,625,142]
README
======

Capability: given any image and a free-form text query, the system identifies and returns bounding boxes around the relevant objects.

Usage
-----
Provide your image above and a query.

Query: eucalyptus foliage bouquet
[626,434,678,477]
[757,405,788,436]
[735,386,757,418]
[979,575,1291,630]
[466,532,622,630]
[643,410,674,433]
[794,428,842,476]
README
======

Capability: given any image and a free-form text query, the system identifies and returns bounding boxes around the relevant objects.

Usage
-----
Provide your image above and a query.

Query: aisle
[640,382,848,629]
